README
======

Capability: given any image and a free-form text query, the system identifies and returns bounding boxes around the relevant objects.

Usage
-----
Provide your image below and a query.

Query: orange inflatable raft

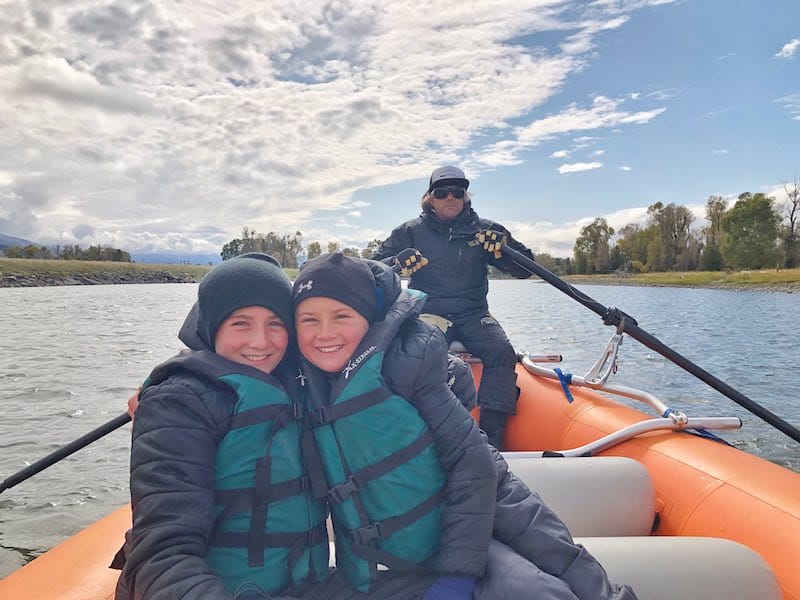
[1,354,798,599]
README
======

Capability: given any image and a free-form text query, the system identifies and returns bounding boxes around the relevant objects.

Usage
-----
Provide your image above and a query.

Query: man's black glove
[475,229,507,258]
[394,248,428,277]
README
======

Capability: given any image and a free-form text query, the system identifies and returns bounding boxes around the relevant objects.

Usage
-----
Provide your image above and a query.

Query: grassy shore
[1,257,798,291]
[563,268,800,292]
[0,257,213,279]
[0,257,298,287]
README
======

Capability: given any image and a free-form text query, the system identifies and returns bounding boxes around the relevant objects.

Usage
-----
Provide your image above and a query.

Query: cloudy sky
[1,0,798,260]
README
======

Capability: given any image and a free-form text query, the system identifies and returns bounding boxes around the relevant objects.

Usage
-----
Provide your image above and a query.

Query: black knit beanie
[196,253,293,349]
[292,252,379,323]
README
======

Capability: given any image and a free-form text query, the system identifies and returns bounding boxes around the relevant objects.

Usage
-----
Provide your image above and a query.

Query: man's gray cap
[428,166,469,192]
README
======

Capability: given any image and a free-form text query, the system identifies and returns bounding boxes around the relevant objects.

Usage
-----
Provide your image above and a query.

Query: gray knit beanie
[196,253,293,349]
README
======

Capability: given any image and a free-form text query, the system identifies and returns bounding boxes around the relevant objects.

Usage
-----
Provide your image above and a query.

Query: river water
[1,280,798,577]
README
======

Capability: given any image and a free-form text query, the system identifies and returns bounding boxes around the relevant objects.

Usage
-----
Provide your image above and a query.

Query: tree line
[220,226,384,267]
[571,181,799,275]
[6,180,796,276]
[220,181,800,277]
[2,243,132,262]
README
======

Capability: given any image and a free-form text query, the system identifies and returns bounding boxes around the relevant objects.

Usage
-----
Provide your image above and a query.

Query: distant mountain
[0,234,221,265]
[131,252,222,266]
[0,233,37,250]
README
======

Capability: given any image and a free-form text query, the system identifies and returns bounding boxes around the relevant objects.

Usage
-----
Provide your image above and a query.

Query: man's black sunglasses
[432,186,466,200]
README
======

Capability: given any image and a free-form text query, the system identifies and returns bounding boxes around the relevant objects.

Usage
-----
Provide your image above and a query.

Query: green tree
[3,245,23,258]
[647,202,695,271]
[361,238,383,259]
[533,252,558,272]
[721,193,781,269]
[326,241,341,254]
[22,244,40,258]
[780,177,800,268]
[342,247,360,258]
[612,223,659,272]
[573,218,614,274]
[221,238,243,261]
[220,227,303,266]
[699,196,727,271]
[307,241,322,260]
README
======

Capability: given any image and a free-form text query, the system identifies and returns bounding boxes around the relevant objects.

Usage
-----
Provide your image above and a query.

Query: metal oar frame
[498,243,800,445]
[511,349,742,458]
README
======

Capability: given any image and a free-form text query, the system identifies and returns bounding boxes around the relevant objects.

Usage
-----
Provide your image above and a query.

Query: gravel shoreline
[0,270,201,287]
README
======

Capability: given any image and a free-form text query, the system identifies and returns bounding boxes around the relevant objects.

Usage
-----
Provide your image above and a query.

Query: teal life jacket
[144,350,330,596]
[300,289,447,592]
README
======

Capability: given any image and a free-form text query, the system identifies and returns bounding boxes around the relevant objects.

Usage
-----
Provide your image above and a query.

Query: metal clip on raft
[583,333,623,386]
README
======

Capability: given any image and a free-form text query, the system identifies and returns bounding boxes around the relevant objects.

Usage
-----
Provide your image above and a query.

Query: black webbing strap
[301,429,332,499]
[327,431,435,504]
[230,402,302,430]
[350,542,432,574]
[213,475,310,518]
[247,456,272,566]
[213,522,327,550]
[348,487,445,546]
[306,387,392,426]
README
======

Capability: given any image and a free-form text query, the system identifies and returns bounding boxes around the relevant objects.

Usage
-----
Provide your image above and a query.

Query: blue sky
[1,0,798,259]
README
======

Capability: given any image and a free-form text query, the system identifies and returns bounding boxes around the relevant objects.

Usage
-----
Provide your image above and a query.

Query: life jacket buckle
[350,521,383,545]
[328,476,361,504]
[308,406,333,426]
[290,402,304,420]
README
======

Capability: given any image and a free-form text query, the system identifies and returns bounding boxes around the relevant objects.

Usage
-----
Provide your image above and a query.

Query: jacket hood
[178,302,211,351]
[364,258,403,320]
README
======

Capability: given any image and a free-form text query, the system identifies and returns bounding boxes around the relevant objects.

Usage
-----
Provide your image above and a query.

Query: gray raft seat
[575,536,781,600]
[326,455,781,598]
[502,455,655,536]
[506,455,781,599]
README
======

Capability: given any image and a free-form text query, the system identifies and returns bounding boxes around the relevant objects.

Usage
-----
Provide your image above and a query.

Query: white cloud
[478,96,665,167]
[558,162,603,174]
[619,165,631,171]
[777,93,800,120]
[590,149,605,157]
[348,210,362,218]
[713,149,729,154]
[0,0,674,254]
[550,150,570,158]
[505,201,705,258]
[774,38,800,59]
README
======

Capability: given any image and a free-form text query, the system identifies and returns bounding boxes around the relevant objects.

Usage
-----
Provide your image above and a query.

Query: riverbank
[1,257,798,291]
[563,269,800,293]
[0,258,213,287]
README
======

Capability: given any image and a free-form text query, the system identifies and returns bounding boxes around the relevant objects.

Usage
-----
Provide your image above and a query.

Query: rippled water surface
[1,281,798,577]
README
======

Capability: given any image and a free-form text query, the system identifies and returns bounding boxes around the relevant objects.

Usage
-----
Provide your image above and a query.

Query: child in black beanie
[293,252,496,597]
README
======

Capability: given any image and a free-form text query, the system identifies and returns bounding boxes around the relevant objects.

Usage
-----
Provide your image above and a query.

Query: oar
[500,244,800,445]
[0,412,131,494]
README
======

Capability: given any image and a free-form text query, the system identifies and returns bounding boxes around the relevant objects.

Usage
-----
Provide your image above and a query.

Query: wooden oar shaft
[501,244,800,445]
[0,412,132,494]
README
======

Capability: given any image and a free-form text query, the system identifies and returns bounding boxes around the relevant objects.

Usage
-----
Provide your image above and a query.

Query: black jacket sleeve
[384,321,496,579]
[372,223,414,265]
[122,375,235,599]
[483,220,535,279]
[447,354,477,412]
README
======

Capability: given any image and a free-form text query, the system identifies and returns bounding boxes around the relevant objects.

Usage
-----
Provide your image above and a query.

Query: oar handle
[500,244,800,445]
[0,412,132,494]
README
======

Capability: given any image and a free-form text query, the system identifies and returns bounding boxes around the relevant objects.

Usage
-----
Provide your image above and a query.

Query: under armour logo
[297,280,313,293]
